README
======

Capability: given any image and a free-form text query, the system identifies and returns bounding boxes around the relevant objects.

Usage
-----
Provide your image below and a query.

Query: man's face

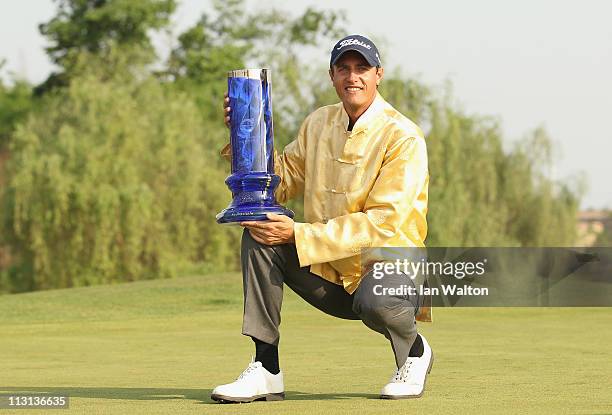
[329,51,383,115]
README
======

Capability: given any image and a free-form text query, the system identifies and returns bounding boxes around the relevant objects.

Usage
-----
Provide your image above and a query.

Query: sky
[1,0,611,209]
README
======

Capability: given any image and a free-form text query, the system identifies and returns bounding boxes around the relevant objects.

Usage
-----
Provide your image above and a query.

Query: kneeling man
[212,34,433,402]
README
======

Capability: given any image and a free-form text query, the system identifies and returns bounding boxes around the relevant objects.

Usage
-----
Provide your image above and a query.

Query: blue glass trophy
[216,68,294,224]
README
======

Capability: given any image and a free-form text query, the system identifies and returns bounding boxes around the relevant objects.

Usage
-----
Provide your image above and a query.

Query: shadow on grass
[285,391,379,401]
[0,387,378,403]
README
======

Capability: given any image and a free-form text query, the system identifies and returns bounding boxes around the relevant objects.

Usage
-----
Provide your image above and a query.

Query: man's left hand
[241,213,295,245]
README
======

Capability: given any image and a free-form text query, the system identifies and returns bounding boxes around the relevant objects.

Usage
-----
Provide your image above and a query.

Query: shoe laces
[237,358,261,380]
[391,358,415,383]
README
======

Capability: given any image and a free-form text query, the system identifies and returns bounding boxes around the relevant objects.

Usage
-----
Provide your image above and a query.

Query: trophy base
[216,172,294,224]
[216,204,294,224]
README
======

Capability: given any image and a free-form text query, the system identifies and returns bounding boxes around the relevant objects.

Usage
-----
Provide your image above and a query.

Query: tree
[2,50,239,292]
[36,0,176,94]
[0,61,34,150]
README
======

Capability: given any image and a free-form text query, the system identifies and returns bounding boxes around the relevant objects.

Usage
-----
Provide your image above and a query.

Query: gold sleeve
[273,118,308,204]
[293,135,428,266]
[219,143,232,162]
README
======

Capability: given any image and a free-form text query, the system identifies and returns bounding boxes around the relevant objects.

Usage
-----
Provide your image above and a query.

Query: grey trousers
[241,229,423,368]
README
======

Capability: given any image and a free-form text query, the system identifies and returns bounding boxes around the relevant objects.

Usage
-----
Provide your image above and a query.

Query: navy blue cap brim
[331,48,379,67]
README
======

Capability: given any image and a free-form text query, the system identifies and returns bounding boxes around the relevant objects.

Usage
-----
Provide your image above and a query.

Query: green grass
[1,274,611,414]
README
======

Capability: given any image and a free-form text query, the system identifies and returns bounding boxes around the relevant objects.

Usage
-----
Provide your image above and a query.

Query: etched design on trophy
[216,68,294,224]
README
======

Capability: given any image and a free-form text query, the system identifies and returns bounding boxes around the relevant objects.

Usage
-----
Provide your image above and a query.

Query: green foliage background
[0,0,583,293]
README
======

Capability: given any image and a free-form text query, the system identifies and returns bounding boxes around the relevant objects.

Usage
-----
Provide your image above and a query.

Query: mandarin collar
[338,92,386,134]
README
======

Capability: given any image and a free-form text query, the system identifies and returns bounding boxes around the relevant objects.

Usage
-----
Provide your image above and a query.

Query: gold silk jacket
[221,92,431,321]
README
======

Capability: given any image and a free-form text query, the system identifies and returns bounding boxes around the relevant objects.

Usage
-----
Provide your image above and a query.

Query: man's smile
[345,86,364,92]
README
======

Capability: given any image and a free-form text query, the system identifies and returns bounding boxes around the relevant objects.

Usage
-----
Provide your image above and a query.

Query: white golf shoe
[380,335,434,399]
[211,358,284,403]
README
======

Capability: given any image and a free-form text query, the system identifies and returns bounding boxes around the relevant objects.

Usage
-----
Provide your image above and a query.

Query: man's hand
[223,92,231,128]
[241,213,295,245]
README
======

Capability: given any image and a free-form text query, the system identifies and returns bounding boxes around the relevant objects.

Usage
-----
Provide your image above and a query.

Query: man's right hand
[223,92,231,129]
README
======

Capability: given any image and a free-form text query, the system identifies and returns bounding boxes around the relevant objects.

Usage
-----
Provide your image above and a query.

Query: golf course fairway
[1,274,611,414]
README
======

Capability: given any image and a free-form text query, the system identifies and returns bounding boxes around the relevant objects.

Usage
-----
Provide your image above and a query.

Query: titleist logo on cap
[336,38,372,50]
